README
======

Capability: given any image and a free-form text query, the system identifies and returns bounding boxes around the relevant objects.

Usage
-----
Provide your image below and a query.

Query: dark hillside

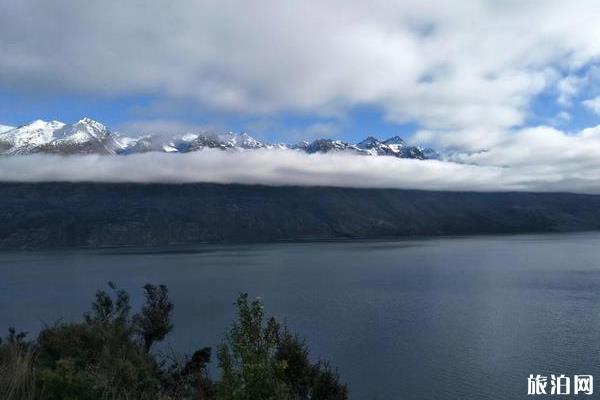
[2,182,600,248]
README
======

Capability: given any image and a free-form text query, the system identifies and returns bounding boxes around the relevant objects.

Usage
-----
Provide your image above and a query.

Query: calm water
[2,233,600,399]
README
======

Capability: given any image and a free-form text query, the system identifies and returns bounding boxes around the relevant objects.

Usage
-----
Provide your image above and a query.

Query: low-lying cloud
[1,142,600,194]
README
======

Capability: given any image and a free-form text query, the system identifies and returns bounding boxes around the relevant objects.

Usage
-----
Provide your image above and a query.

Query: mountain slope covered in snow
[0,124,14,134]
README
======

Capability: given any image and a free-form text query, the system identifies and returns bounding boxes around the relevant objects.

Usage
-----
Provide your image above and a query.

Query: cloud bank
[0,152,519,191]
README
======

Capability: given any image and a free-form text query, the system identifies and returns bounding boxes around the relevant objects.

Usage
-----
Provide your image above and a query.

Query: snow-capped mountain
[0,118,127,155]
[0,120,67,154]
[355,136,438,160]
[39,118,127,155]
[164,132,266,153]
[0,117,438,160]
[128,132,268,154]
[357,136,398,156]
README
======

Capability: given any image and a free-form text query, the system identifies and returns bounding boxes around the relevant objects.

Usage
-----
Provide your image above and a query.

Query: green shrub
[217,293,348,400]
[216,293,289,400]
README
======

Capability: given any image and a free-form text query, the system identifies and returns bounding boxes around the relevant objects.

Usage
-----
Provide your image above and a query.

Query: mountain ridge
[0,117,437,159]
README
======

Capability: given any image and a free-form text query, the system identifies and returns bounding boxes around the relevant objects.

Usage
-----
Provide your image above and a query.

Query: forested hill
[2,182,600,249]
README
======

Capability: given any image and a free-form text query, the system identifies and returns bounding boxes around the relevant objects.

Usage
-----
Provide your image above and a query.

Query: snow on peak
[215,132,264,149]
[26,119,49,128]
[22,119,66,130]
[0,119,67,153]
[236,132,264,149]
[71,118,109,136]
[0,118,123,155]
[0,124,15,134]
[52,119,111,145]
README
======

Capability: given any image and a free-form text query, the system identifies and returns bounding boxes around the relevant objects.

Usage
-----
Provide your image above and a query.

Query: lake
[2,233,600,399]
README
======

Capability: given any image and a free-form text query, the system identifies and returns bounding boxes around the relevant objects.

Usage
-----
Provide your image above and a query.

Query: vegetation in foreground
[0,283,348,400]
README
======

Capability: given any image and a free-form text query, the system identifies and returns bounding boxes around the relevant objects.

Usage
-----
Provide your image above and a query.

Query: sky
[1,0,599,145]
[3,1,600,192]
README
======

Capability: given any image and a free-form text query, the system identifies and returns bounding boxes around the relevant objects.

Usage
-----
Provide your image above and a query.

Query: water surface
[2,233,600,399]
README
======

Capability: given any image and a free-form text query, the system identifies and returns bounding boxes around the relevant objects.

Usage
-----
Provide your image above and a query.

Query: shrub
[276,329,348,400]
[217,294,348,400]
[134,284,174,352]
[216,293,288,400]
[36,283,162,399]
[0,285,347,400]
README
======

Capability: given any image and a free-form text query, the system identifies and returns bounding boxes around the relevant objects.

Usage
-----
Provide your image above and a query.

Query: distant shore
[2,182,600,249]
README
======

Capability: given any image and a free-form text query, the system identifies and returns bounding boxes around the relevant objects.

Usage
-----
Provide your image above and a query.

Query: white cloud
[557,75,586,106]
[583,96,600,115]
[0,152,521,191]
[442,124,600,193]
[2,0,600,137]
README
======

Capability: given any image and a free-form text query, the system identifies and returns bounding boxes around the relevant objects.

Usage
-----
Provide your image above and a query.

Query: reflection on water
[2,233,600,399]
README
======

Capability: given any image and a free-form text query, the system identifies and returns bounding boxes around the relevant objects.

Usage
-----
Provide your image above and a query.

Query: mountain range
[0,118,437,159]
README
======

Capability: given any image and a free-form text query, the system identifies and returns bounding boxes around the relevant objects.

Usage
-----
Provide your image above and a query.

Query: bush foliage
[0,284,348,400]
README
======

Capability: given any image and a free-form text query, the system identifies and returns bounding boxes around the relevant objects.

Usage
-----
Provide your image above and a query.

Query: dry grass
[0,343,38,400]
